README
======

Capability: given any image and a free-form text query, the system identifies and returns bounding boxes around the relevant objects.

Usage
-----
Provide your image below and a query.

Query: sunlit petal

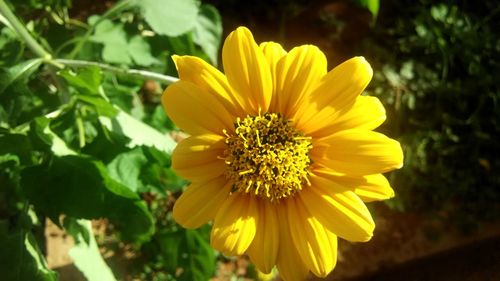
[162,81,234,135]
[287,197,338,277]
[173,55,246,117]
[246,200,279,273]
[223,27,272,113]
[260,41,287,110]
[311,96,386,138]
[275,204,310,281]
[295,57,373,135]
[274,45,327,117]
[300,175,375,242]
[211,193,258,255]
[172,134,226,182]
[314,168,395,202]
[312,129,404,175]
[173,177,231,228]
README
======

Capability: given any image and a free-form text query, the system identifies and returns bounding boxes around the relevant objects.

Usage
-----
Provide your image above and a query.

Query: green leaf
[0,27,24,66]
[159,168,187,193]
[157,227,215,280]
[63,217,91,245]
[58,66,102,95]
[103,45,133,65]
[0,133,32,165]
[0,58,43,95]
[136,0,200,37]
[59,67,119,117]
[143,145,171,167]
[81,125,130,163]
[193,4,222,66]
[140,146,186,193]
[22,155,155,242]
[128,35,159,66]
[0,220,58,281]
[107,147,148,192]
[352,0,379,18]
[99,110,176,153]
[66,219,117,281]
[77,95,119,117]
[430,4,449,21]
[146,105,175,133]
[90,17,125,43]
[0,61,59,126]
[90,17,159,66]
[0,153,20,167]
[29,117,77,156]
[90,18,131,64]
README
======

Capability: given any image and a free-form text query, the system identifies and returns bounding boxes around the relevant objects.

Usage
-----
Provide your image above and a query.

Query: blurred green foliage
[359,0,500,231]
[0,0,222,279]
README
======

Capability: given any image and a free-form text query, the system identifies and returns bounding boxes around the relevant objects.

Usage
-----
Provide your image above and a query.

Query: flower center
[223,112,312,202]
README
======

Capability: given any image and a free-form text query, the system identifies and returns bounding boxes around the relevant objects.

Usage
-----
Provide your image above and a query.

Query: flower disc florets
[223,112,312,201]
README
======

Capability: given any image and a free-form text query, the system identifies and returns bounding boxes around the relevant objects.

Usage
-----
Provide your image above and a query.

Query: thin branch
[0,0,63,68]
[55,59,179,84]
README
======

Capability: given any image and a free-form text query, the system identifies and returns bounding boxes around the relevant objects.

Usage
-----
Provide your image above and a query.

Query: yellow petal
[311,96,386,138]
[173,176,231,228]
[246,200,279,274]
[172,134,226,182]
[294,57,373,135]
[312,129,404,176]
[287,197,338,277]
[318,171,395,202]
[260,41,287,73]
[275,45,327,117]
[162,81,234,135]
[211,193,258,255]
[355,174,395,202]
[222,27,272,113]
[260,41,287,111]
[275,204,310,281]
[172,55,246,117]
[300,175,375,242]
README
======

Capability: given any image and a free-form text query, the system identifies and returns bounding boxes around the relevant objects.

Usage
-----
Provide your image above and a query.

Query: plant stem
[55,59,179,84]
[0,0,52,61]
[76,114,86,148]
[0,0,65,69]
[0,0,69,103]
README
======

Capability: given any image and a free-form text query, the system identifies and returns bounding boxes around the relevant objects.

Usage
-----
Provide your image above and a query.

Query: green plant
[0,0,223,279]
[359,0,500,231]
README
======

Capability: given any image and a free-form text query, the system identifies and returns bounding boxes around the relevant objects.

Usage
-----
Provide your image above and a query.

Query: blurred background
[0,0,499,280]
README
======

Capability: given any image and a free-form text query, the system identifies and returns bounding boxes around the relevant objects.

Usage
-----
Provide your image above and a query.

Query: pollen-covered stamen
[223,112,312,201]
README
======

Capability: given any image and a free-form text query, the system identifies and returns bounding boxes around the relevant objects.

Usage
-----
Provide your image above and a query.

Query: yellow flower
[162,27,403,280]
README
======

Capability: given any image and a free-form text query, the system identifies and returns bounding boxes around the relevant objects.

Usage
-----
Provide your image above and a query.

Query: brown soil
[344,235,500,281]
[68,0,116,21]
[45,219,84,280]
[320,204,500,281]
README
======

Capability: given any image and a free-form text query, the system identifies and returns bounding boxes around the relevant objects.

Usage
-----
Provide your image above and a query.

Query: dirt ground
[321,204,500,281]
[344,235,500,281]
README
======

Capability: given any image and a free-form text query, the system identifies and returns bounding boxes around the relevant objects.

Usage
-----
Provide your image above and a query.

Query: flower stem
[55,59,179,84]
